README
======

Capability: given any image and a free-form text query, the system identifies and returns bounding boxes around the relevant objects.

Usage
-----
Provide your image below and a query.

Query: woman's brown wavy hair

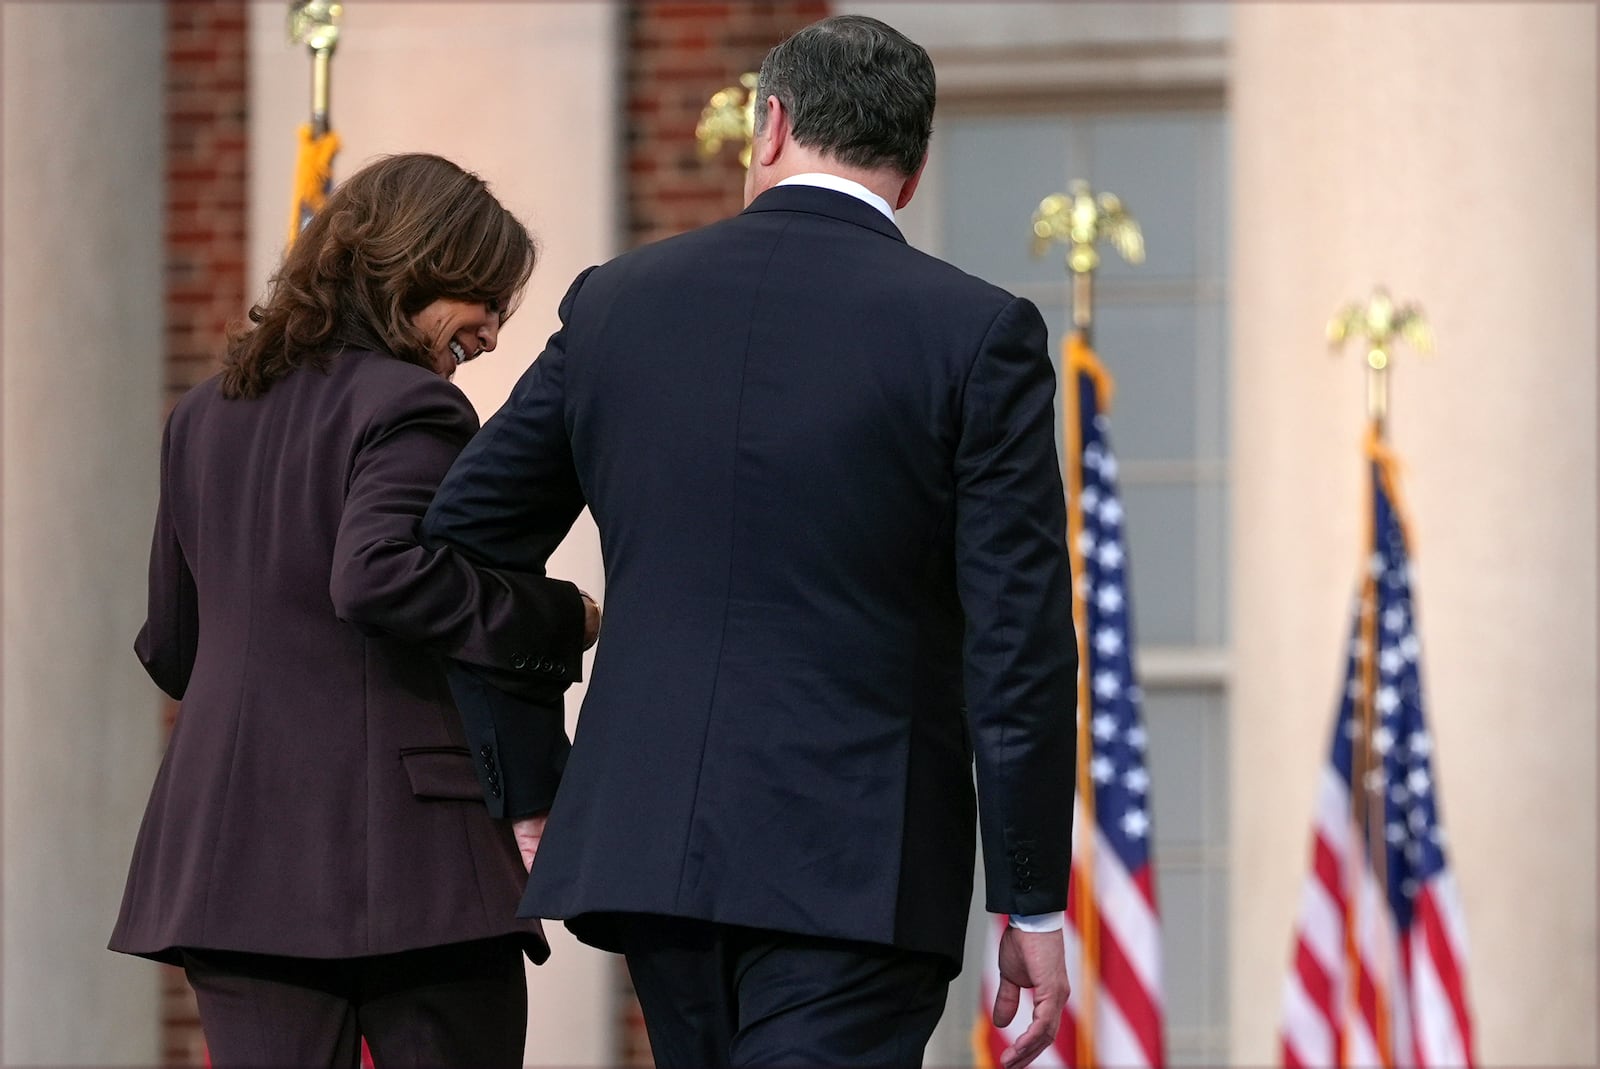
[221,153,536,399]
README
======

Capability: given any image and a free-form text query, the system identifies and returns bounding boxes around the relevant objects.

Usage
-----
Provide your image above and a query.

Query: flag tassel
[287,124,340,243]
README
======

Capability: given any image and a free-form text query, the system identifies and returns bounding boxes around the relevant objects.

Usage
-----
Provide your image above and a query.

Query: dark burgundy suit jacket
[109,349,582,965]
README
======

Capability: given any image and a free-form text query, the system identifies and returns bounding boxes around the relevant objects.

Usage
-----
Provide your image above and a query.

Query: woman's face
[411,297,504,378]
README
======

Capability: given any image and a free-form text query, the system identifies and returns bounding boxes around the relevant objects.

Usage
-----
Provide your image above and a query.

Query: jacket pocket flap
[399,747,482,801]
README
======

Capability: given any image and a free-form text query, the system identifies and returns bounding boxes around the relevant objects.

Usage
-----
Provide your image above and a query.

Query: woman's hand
[512,812,548,871]
[580,591,602,650]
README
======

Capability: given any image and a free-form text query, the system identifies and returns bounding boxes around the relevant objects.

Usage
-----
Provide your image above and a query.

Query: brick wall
[625,1,829,250]
[162,0,248,1062]
[166,0,248,413]
[617,2,828,1061]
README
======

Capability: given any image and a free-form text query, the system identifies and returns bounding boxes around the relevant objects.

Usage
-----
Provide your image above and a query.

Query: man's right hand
[991,925,1071,1069]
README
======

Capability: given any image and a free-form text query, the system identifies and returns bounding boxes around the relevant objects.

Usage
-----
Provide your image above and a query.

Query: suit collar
[741,185,907,244]
[776,173,897,223]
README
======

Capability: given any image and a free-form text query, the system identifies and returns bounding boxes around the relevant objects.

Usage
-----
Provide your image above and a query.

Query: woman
[109,153,593,1068]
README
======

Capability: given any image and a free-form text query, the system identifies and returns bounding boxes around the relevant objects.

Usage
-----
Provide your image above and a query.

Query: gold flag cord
[1063,331,1115,1068]
[287,124,341,243]
[1347,504,1396,1069]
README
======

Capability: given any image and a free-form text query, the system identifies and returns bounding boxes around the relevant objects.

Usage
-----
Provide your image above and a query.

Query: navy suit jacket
[424,184,1077,970]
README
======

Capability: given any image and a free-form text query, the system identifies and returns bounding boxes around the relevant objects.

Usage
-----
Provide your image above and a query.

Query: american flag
[1280,435,1475,1068]
[977,332,1164,1068]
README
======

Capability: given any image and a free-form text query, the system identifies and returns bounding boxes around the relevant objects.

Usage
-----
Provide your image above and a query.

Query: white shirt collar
[775,173,896,223]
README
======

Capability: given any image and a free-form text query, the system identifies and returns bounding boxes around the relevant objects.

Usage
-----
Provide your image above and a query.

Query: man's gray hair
[754,15,936,178]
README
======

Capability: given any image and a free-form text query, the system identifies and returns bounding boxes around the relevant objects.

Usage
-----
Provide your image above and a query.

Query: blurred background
[1,2,1594,1066]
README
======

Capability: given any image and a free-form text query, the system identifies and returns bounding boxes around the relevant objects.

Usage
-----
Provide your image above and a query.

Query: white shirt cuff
[1007,911,1066,933]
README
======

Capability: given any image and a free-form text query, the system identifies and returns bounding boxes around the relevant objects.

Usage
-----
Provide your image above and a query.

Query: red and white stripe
[1281,773,1474,1068]
[1407,873,1473,1067]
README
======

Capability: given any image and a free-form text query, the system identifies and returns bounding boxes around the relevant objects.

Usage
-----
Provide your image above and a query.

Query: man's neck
[776,173,896,222]
[756,152,906,211]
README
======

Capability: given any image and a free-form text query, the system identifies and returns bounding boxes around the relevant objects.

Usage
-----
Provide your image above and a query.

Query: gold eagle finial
[288,0,343,52]
[1030,180,1145,275]
[696,72,759,169]
[1327,286,1434,371]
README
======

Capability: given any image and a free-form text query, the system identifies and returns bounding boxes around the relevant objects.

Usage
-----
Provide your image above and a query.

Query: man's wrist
[1007,910,1066,933]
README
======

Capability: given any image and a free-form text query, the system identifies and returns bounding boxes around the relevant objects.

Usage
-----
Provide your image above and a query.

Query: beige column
[249,4,621,1062]
[1,3,166,1065]
[1230,4,1596,1066]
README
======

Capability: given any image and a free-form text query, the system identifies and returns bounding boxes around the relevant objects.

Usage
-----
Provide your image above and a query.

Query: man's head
[745,15,936,207]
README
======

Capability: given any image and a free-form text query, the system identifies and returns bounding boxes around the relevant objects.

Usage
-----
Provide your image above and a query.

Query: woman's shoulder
[335,348,479,433]
[165,372,227,431]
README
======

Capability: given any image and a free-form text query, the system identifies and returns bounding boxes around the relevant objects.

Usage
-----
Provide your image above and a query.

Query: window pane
[1119,481,1227,646]
[937,116,1082,289]
[1087,115,1202,281]
[1195,298,1228,462]
[1092,302,1201,464]
[1158,866,1207,1034]
[1145,686,1229,1062]
[1196,476,1228,646]
[1197,113,1230,280]
[1120,482,1198,645]
[1145,687,1209,849]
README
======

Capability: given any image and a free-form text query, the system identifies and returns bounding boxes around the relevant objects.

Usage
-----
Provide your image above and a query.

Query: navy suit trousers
[616,913,950,1069]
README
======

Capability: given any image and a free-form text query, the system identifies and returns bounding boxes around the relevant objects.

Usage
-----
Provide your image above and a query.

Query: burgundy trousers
[181,936,527,1069]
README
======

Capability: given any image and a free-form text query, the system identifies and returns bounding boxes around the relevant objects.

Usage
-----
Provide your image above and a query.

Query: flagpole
[289,2,341,132]
[287,2,343,242]
[309,37,333,138]
[1031,184,1143,1068]
[1328,288,1433,1066]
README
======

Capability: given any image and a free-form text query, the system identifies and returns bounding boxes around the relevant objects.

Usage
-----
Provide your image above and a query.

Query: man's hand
[580,591,602,650]
[991,925,1071,1069]
[511,811,548,872]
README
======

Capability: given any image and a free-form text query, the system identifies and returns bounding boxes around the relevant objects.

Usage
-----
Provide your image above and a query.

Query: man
[424,14,1076,1068]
